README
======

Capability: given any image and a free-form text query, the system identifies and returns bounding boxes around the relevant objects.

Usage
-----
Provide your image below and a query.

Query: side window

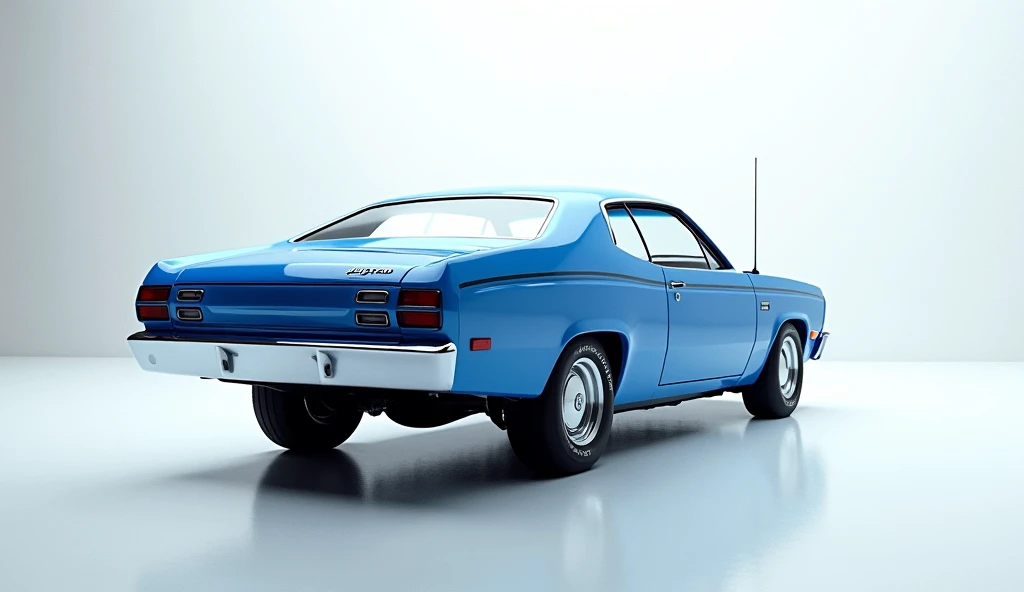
[700,242,723,270]
[605,206,650,261]
[628,208,710,269]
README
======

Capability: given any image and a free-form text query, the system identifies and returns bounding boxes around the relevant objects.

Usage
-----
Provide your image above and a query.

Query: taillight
[137,305,170,321]
[398,310,441,328]
[137,286,171,302]
[397,289,442,329]
[136,285,171,322]
[398,289,441,308]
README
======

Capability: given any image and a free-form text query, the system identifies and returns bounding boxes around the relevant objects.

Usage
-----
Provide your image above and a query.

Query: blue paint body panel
[659,269,756,385]
[135,186,827,405]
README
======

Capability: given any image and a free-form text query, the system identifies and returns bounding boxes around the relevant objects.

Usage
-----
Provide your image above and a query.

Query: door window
[628,208,710,269]
[700,242,723,270]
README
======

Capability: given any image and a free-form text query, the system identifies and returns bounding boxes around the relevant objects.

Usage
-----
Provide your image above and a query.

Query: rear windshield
[297,197,554,241]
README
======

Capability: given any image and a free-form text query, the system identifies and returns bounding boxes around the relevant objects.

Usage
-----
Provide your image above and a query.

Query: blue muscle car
[128,186,828,475]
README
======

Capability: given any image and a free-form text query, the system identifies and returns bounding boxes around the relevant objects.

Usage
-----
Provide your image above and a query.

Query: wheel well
[572,331,627,391]
[783,318,809,350]
[748,319,808,386]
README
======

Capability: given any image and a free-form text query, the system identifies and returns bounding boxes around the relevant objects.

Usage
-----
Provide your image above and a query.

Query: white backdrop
[1,0,1022,360]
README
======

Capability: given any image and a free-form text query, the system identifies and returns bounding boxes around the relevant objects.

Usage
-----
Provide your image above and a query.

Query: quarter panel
[448,205,669,402]
[738,274,826,384]
[451,276,667,403]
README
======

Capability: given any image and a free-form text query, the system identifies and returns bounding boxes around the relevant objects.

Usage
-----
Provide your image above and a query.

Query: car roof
[371,185,670,206]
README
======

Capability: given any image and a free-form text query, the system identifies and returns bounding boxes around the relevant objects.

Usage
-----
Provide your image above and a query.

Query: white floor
[0,358,1022,591]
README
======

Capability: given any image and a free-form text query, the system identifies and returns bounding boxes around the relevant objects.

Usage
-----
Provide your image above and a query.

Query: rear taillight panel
[397,289,441,308]
[136,285,171,323]
[137,286,171,302]
[136,304,170,321]
[397,289,442,329]
[397,310,441,328]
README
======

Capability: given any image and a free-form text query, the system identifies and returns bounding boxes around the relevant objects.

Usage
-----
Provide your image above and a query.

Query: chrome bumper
[810,332,829,360]
[127,333,457,391]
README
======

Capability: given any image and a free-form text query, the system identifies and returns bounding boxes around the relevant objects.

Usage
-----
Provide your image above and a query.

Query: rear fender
[738,310,815,386]
[559,319,632,353]
[559,320,632,390]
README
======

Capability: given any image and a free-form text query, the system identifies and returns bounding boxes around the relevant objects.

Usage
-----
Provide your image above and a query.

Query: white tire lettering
[563,341,613,457]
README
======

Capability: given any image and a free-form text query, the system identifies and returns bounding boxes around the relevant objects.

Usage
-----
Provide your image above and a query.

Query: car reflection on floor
[138,400,826,592]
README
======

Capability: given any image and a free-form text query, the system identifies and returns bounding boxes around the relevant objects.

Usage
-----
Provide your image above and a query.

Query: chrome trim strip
[288,194,560,243]
[176,289,204,302]
[275,340,455,353]
[354,311,390,327]
[176,308,203,322]
[127,332,455,353]
[355,289,389,304]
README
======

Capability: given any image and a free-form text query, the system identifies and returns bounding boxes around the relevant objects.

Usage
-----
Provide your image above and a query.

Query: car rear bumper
[126,332,457,391]
[810,331,829,360]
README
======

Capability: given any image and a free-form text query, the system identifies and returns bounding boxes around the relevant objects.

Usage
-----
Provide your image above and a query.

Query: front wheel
[252,386,363,451]
[505,338,615,476]
[743,323,804,419]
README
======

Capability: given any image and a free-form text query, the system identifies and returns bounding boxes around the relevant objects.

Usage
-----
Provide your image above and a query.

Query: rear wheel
[505,338,615,475]
[743,323,803,419]
[252,386,363,451]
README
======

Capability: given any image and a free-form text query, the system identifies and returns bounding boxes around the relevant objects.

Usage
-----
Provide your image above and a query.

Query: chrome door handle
[669,281,686,289]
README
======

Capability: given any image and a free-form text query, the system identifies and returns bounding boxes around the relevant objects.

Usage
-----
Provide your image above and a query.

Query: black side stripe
[458,272,824,299]
[680,283,751,292]
[755,287,824,299]
[681,284,822,299]
[460,271,664,289]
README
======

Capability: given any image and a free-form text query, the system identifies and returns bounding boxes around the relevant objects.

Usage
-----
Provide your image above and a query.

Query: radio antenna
[746,157,760,274]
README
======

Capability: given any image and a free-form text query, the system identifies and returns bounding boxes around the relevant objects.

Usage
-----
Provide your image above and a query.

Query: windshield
[297,197,554,241]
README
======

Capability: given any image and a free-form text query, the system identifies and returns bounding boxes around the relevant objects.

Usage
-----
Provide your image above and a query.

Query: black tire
[505,338,615,476]
[743,323,804,419]
[252,386,363,451]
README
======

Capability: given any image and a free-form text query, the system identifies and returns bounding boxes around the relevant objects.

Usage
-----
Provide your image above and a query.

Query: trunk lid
[169,238,506,335]
[175,242,477,285]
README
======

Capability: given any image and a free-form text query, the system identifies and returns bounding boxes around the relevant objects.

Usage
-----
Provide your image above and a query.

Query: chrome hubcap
[778,335,800,399]
[561,358,604,447]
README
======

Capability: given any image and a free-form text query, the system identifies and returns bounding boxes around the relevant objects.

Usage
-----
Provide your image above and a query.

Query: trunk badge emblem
[347,267,394,276]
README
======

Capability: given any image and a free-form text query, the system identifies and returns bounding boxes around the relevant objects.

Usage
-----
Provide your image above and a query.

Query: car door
[627,206,757,385]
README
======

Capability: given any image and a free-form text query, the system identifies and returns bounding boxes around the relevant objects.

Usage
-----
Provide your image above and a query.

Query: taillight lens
[137,304,170,321]
[137,286,171,302]
[397,289,441,329]
[397,310,441,329]
[136,285,171,323]
[398,289,441,308]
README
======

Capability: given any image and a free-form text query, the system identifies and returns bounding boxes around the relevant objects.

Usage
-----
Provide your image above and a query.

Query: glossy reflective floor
[1,359,1022,591]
